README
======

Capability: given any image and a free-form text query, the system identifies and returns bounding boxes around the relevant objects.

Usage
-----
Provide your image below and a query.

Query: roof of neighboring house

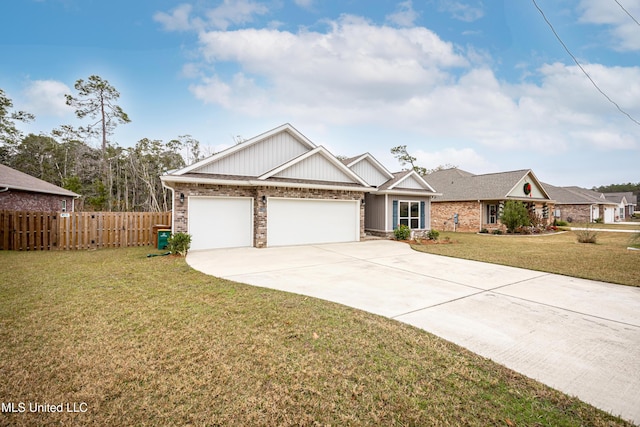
[427,168,550,202]
[0,163,80,197]
[604,191,637,206]
[543,183,618,206]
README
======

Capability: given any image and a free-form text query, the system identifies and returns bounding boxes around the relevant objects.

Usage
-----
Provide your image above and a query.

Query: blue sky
[1,0,639,187]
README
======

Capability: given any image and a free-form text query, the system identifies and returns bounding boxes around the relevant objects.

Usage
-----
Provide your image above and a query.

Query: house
[603,192,637,220]
[160,124,439,250]
[543,184,620,223]
[342,153,440,237]
[0,163,80,212]
[426,168,553,232]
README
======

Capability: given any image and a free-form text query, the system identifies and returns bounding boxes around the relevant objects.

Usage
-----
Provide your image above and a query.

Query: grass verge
[0,247,634,426]
[413,231,639,287]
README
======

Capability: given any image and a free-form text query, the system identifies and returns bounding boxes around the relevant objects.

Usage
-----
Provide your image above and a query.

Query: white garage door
[188,197,253,250]
[267,198,359,247]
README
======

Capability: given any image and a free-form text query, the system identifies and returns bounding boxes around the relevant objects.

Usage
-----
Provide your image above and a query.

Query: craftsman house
[160,124,440,250]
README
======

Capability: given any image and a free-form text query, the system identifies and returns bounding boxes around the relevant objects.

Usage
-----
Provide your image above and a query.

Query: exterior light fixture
[262,195,267,204]
[180,193,185,204]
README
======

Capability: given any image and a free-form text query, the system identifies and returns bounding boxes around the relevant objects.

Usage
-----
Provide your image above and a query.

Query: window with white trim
[399,201,420,229]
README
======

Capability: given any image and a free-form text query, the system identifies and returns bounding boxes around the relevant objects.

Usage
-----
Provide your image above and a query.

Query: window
[399,201,420,229]
[487,204,497,224]
[61,199,67,212]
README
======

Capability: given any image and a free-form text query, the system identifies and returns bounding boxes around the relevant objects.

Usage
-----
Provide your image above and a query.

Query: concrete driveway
[187,240,640,424]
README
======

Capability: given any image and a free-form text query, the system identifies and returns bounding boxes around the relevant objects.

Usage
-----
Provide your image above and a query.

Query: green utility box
[157,229,171,249]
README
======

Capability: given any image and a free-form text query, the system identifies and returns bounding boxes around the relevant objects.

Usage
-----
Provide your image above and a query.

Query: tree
[391,145,427,175]
[391,145,457,175]
[0,88,35,161]
[65,75,130,164]
[500,200,530,233]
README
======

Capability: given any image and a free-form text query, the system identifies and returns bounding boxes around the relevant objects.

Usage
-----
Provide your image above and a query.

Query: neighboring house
[426,168,553,232]
[543,184,619,223]
[342,153,440,237]
[603,192,637,220]
[160,124,440,250]
[0,163,80,212]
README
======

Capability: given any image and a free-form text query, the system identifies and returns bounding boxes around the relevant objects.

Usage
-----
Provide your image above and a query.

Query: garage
[188,197,253,250]
[267,198,360,247]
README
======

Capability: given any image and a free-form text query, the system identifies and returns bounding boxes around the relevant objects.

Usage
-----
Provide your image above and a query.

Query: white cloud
[578,0,640,51]
[386,0,419,28]
[154,0,269,32]
[23,80,73,117]
[183,12,639,160]
[154,4,198,32]
[438,0,484,22]
[293,0,314,10]
[414,147,495,172]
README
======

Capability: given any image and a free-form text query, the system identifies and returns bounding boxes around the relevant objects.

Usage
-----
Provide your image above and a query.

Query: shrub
[167,232,192,256]
[501,200,530,233]
[492,229,503,235]
[394,224,411,240]
[427,229,440,240]
[479,228,489,234]
[554,219,568,226]
[593,217,604,224]
[576,227,598,244]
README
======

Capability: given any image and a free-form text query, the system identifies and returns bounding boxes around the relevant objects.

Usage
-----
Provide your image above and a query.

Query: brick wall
[431,201,481,232]
[0,190,75,212]
[555,204,592,223]
[172,183,365,248]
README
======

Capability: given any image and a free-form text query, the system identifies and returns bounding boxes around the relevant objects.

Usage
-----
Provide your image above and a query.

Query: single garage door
[267,198,359,247]
[189,197,253,250]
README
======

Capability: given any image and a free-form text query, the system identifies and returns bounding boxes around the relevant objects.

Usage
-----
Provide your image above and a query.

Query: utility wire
[613,0,640,27]
[531,0,640,126]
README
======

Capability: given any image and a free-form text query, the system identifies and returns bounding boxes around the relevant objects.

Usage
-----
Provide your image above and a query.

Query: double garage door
[189,197,359,250]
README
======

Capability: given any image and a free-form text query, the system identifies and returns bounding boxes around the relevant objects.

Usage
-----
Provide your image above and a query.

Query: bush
[593,217,604,224]
[479,228,489,234]
[492,229,503,235]
[501,200,531,233]
[394,224,411,240]
[167,232,192,256]
[576,227,598,244]
[554,219,568,226]
[426,229,440,240]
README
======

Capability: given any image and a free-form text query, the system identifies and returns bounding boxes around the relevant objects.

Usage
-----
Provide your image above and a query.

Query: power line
[613,0,640,27]
[531,0,640,126]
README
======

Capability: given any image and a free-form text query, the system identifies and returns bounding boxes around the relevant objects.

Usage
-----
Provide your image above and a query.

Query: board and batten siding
[507,175,546,199]
[274,153,355,183]
[364,193,386,231]
[395,175,427,190]
[349,160,390,186]
[193,132,310,176]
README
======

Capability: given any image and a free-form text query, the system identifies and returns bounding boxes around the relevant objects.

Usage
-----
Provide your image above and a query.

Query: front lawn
[0,248,632,426]
[413,231,639,287]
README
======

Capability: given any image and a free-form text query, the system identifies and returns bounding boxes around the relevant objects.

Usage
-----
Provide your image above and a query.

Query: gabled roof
[543,184,618,206]
[259,146,369,186]
[604,192,637,206]
[342,153,394,180]
[174,123,316,176]
[161,124,371,191]
[428,168,550,202]
[0,163,80,197]
[377,170,438,194]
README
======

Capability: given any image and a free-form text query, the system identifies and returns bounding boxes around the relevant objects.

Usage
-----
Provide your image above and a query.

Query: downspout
[0,187,9,193]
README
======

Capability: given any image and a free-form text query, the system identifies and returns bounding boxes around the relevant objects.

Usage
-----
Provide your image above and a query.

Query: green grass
[413,231,639,287]
[0,247,633,426]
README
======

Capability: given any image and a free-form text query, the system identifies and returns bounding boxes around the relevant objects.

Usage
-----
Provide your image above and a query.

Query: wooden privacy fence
[0,210,172,251]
